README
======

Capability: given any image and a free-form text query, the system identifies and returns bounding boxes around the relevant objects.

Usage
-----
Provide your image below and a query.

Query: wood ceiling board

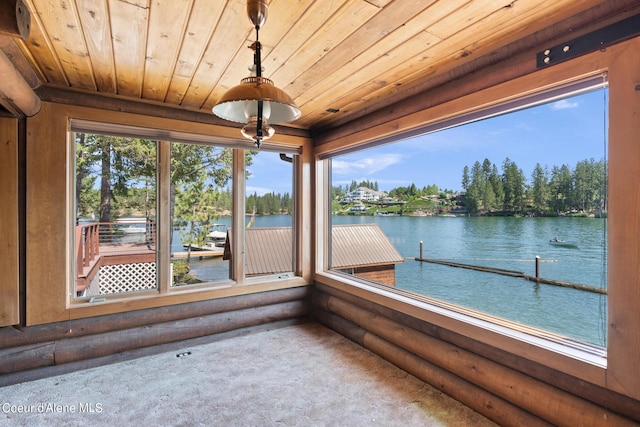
[266,0,381,103]
[14,3,65,85]
[27,0,95,89]
[283,0,440,102]
[425,0,514,40]
[8,0,624,132]
[200,0,320,112]
[211,0,346,112]
[261,0,341,72]
[293,1,473,118]
[179,0,250,109]
[307,0,592,128]
[318,0,607,128]
[76,0,116,93]
[164,0,226,105]
[142,0,192,102]
[109,0,150,97]
[296,30,442,128]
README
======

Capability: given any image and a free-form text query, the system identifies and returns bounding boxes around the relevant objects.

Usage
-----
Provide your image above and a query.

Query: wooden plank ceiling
[5,0,630,131]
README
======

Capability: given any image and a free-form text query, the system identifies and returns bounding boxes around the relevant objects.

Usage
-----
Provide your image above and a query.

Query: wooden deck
[76,242,157,293]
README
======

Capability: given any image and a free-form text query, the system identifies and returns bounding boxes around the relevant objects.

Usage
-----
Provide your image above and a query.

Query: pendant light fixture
[212,0,301,149]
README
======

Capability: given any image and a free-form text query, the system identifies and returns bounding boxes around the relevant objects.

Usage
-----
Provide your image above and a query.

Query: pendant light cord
[254,25,263,145]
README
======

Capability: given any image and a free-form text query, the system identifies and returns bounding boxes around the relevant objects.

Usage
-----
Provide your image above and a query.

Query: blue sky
[246,151,294,196]
[246,88,608,195]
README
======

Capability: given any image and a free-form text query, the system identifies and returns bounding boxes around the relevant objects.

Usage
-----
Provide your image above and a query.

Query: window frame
[313,37,640,399]
[68,123,304,296]
[26,103,311,325]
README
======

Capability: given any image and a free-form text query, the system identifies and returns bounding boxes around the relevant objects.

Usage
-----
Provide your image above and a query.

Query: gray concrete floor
[0,323,497,426]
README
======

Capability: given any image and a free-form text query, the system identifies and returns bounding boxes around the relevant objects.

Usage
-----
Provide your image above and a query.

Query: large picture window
[328,80,608,346]
[72,122,301,302]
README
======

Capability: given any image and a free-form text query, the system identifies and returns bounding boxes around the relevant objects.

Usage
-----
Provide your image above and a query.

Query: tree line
[462,157,607,216]
[75,134,291,224]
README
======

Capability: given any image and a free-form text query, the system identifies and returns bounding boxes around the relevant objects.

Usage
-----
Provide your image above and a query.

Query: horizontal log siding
[0,287,311,380]
[312,284,640,426]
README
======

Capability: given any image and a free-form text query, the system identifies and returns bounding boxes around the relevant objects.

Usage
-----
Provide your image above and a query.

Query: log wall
[312,284,640,426]
[0,286,311,385]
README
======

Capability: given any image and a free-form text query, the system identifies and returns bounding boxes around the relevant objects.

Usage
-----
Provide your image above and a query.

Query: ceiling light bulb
[244,99,271,121]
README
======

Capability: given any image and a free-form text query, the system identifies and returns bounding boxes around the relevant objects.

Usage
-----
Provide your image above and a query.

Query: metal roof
[225,224,402,276]
[331,224,404,269]
[246,227,293,276]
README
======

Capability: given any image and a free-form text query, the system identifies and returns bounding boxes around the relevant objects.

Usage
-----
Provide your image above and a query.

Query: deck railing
[75,220,156,279]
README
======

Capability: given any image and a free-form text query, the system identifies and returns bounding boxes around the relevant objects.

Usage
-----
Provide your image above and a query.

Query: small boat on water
[116,217,148,234]
[184,224,228,250]
[548,237,579,248]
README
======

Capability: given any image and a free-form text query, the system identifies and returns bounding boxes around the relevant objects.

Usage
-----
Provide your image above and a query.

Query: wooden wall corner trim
[0,117,20,326]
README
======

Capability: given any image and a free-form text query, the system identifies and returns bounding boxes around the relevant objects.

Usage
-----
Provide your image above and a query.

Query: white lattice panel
[99,262,157,295]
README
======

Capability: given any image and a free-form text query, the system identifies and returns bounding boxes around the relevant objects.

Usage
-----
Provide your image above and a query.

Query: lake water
[174,214,608,346]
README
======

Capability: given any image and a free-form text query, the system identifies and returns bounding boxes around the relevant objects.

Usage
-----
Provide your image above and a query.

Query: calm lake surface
[174,214,608,346]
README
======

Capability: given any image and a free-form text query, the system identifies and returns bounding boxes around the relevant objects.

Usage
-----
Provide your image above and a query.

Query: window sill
[68,276,310,320]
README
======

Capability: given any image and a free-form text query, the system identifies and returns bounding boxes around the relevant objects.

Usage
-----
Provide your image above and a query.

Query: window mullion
[231,149,245,283]
[157,140,171,292]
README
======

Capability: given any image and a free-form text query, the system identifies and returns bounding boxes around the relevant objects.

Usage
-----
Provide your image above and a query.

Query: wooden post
[0,0,30,39]
[419,240,423,260]
[535,255,540,279]
[0,49,40,116]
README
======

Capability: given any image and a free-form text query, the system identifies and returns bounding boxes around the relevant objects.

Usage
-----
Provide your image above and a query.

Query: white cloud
[246,186,273,196]
[550,99,579,110]
[332,153,403,175]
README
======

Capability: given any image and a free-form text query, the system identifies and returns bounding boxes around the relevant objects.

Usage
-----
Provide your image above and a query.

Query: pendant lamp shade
[212,0,300,147]
[212,76,300,124]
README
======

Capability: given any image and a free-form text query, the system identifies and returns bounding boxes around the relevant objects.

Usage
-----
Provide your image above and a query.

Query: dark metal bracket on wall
[537,13,640,68]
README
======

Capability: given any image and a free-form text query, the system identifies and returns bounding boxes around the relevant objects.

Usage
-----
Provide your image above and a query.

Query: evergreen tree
[531,163,550,214]
[549,164,573,214]
[502,158,526,213]
[466,161,483,213]
[489,164,504,210]
[461,165,470,191]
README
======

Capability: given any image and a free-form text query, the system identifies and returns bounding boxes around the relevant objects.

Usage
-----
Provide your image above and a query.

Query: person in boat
[551,236,564,243]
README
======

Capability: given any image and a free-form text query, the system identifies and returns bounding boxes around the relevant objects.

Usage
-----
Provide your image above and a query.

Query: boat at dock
[183,224,228,250]
[116,217,148,234]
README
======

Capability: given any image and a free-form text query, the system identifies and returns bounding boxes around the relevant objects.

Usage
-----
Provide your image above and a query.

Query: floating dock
[171,250,224,259]
[415,257,606,295]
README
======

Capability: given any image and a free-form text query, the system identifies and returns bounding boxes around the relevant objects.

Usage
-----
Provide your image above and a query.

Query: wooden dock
[171,250,224,259]
[415,257,607,295]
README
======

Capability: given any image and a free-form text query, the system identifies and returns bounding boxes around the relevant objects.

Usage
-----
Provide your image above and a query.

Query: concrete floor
[0,323,497,426]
